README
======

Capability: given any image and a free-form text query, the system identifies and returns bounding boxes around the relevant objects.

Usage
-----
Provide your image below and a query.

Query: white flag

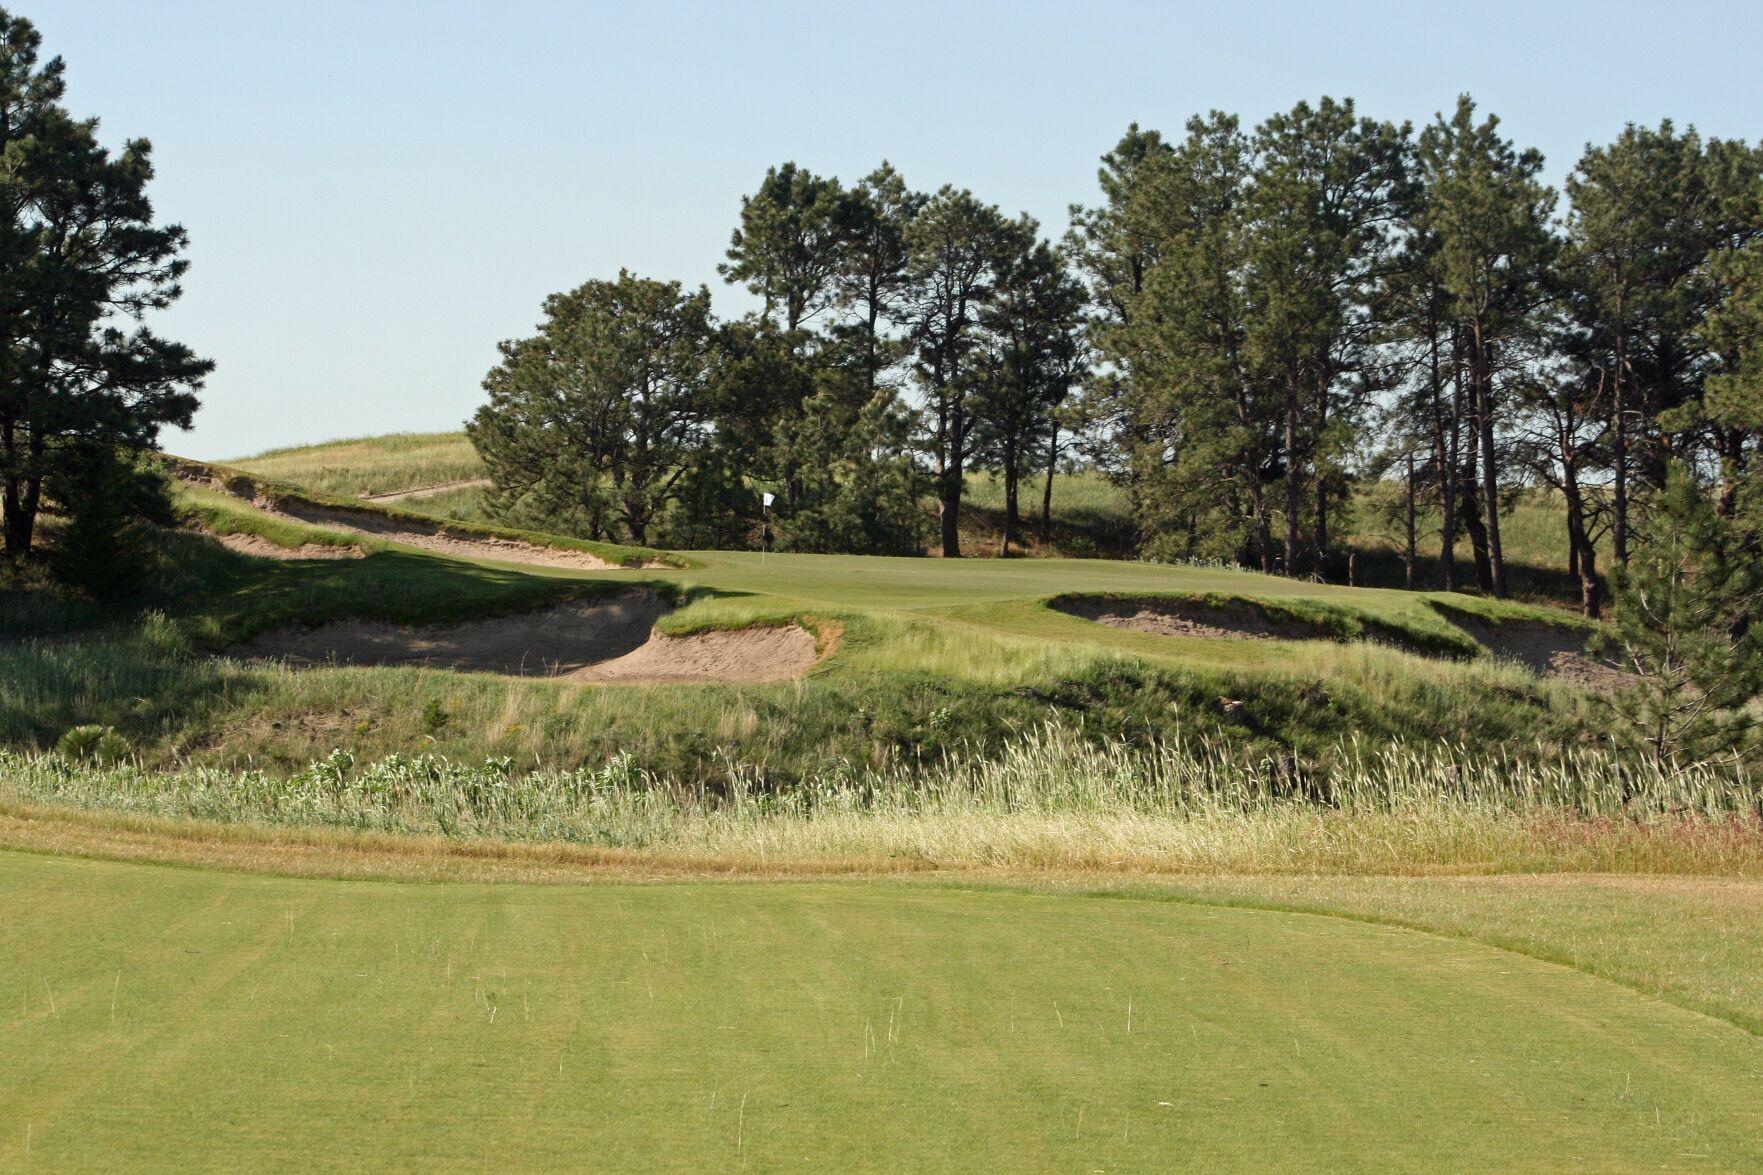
[761,491,775,509]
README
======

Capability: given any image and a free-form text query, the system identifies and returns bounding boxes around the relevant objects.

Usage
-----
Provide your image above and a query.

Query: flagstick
[760,491,772,567]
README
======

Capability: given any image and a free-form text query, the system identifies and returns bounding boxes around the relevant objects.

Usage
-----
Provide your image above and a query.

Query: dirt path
[360,477,491,504]
[238,589,821,684]
[178,469,645,571]
[269,497,633,570]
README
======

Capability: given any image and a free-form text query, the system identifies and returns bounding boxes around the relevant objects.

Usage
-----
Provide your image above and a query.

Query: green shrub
[55,725,133,766]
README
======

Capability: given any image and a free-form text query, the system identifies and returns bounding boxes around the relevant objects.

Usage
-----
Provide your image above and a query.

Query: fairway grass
[4,851,1762,1172]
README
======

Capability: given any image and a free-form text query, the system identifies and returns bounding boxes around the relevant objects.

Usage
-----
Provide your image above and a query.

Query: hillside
[230,432,1593,601]
[0,450,1616,784]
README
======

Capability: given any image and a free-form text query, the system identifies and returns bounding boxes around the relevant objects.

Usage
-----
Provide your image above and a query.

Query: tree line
[474,95,1763,616]
[1080,97,1763,617]
[470,162,1087,558]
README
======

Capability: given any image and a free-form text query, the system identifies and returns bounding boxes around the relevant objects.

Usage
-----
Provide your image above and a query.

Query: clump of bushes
[55,725,133,766]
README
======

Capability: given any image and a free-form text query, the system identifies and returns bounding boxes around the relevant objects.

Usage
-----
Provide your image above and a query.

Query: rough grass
[227,431,484,497]
[8,725,1757,873]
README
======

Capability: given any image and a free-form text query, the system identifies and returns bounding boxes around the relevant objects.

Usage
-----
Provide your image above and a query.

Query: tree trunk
[1459,412,1493,591]
[1562,456,1600,619]
[1403,450,1417,590]
[1612,325,1630,564]
[940,467,963,557]
[1436,322,1460,593]
[1472,324,1507,597]
[1251,479,1271,574]
[1003,447,1021,535]
[1039,427,1057,545]
[2,479,33,559]
[1313,377,1330,582]
[1460,480,1492,591]
[1,416,30,560]
[1283,381,1300,575]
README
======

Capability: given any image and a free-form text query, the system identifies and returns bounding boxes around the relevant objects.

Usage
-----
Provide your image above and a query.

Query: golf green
[3,852,1759,1171]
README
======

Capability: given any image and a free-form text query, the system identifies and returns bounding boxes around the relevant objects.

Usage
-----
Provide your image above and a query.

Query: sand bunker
[1052,596,1325,641]
[211,532,367,561]
[1055,594,1632,693]
[1443,615,1632,693]
[239,590,820,684]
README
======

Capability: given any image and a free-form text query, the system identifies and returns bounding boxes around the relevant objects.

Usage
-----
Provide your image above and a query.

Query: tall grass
[8,725,1759,874]
[229,432,484,497]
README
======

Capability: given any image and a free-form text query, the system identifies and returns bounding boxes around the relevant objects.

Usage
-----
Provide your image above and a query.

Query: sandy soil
[211,532,366,561]
[361,477,491,503]
[239,589,820,684]
[1051,596,1323,641]
[1054,595,1632,693]
[1444,616,1633,693]
[571,623,819,684]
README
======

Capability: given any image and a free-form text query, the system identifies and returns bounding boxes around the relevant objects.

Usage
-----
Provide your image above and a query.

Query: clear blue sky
[34,0,1763,459]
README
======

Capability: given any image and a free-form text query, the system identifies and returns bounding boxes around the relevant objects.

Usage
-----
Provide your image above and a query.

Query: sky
[32,0,1763,459]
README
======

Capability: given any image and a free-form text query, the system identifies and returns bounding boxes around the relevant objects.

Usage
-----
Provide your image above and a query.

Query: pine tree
[719,162,848,336]
[467,273,717,547]
[1594,465,1763,769]
[973,238,1087,555]
[904,187,1022,557]
[1699,239,1763,523]
[1415,96,1557,597]
[1241,97,1411,578]
[0,11,210,560]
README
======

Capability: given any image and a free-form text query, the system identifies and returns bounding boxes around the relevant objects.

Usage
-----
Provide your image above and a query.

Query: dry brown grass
[7,795,1763,888]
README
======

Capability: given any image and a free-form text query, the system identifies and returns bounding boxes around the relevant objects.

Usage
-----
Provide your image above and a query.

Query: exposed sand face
[211,532,367,561]
[238,590,821,685]
[1053,595,1633,693]
[1050,596,1324,641]
[1441,616,1632,694]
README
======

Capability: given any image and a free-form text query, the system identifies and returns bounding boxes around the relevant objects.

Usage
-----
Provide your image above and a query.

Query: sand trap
[1056,594,1632,693]
[239,589,821,684]
[211,532,367,561]
[1443,615,1632,693]
[1051,596,1325,641]
[573,623,820,684]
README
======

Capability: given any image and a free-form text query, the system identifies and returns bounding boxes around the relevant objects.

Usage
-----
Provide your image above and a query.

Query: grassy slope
[1140,874,1763,1036]
[4,851,1760,1172]
[2,468,1604,774]
[229,432,483,498]
[229,432,1592,595]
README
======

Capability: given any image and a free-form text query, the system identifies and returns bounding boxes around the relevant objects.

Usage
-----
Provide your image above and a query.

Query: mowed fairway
[3,854,1761,1171]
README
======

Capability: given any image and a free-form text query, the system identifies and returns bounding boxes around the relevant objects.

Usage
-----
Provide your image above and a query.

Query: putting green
[3,853,1759,1171]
